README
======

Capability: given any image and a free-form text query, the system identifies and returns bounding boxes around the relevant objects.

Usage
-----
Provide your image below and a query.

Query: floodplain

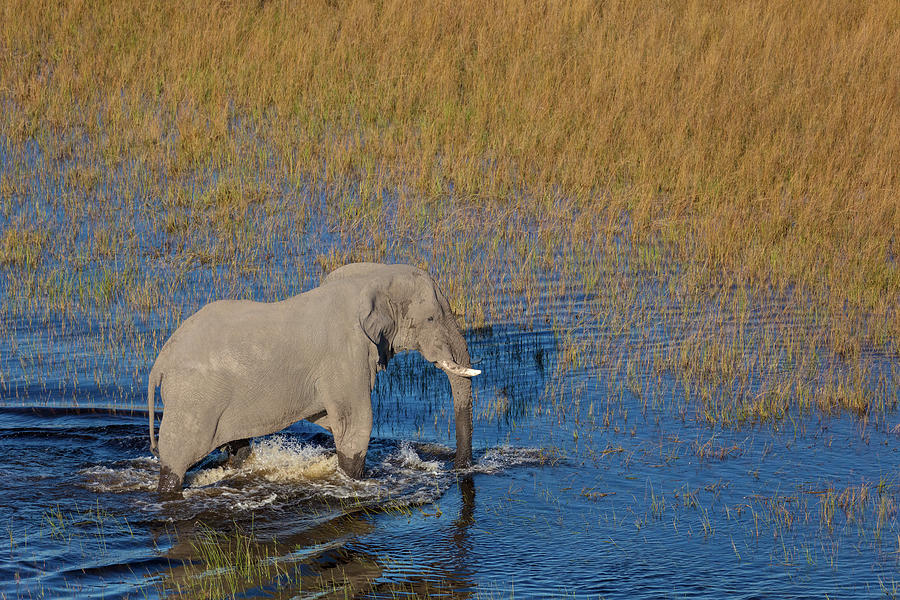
[1,1,899,598]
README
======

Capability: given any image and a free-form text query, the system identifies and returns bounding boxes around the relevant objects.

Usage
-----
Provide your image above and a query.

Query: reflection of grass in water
[161,516,466,600]
[162,512,553,599]
[169,521,294,599]
[25,501,135,558]
[817,480,900,542]
[0,165,897,428]
[0,220,46,270]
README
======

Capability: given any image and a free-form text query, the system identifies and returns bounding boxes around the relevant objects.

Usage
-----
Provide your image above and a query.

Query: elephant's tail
[148,365,162,458]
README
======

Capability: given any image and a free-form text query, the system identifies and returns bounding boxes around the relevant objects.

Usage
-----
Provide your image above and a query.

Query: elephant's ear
[359,291,396,368]
[433,282,454,316]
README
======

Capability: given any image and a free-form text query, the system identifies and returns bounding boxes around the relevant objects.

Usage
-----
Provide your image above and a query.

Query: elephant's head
[324,263,479,468]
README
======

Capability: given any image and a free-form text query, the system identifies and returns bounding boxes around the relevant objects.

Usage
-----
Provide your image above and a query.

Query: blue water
[1,143,899,598]
[2,316,899,599]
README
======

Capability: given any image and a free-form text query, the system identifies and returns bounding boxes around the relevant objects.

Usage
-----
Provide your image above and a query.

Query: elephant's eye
[427,316,435,322]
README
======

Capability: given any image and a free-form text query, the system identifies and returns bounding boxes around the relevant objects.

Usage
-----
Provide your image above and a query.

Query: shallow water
[2,315,900,599]
[1,140,898,596]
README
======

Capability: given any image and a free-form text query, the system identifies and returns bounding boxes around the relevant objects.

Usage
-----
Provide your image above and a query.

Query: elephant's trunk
[445,321,474,469]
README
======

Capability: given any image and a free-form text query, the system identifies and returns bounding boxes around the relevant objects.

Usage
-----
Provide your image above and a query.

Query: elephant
[147,262,480,495]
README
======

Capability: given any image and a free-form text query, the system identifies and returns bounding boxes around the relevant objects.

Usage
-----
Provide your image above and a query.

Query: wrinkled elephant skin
[147,263,479,495]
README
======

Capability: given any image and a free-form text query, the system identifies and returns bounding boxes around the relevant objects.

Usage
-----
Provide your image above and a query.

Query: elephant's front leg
[320,376,373,479]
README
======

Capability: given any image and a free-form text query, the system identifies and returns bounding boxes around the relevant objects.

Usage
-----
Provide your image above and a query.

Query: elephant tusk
[436,360,481,378]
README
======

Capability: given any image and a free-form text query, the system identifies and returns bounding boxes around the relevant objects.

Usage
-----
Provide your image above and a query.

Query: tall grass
[0,0,897,424]
[3,0,896,269]
[20,3,900,322]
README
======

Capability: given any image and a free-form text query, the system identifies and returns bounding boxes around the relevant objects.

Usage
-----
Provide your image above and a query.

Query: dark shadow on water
[450,475,476,570]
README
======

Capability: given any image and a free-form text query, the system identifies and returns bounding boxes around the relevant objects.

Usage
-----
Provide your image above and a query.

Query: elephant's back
[154,299,286,371]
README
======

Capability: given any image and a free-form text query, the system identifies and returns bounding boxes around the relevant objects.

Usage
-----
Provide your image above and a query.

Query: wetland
[1,1,899,598]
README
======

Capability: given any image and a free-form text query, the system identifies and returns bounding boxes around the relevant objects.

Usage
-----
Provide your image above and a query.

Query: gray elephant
[147,262,480,495]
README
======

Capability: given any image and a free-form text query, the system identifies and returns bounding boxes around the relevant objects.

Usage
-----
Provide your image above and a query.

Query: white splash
[80,456,158,492]
[242,436,339,482]
[186,465,230,487]
[233,493,278,511]
[396,442,443,473]
[470,446,559,474]
[81,436,552,520]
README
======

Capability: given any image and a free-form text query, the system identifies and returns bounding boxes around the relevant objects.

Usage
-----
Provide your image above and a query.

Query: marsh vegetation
[1,1,898,598]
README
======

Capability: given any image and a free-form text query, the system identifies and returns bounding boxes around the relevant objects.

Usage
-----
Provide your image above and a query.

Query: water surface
[2,318,899,599]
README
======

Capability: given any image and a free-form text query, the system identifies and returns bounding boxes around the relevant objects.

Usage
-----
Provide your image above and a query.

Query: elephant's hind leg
[223,438,252,468]
[155,377,224,496]
[156,438,213,497]
[157,464,184,497]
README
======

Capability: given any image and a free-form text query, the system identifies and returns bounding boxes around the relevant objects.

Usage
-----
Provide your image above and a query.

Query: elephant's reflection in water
[153,476,478,598]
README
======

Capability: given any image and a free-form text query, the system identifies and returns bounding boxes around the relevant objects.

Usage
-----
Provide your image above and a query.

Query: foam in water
[172,436,385,505]
[232,493,278,511]
[470,446,557,474]
[79,435,547,519]
[242,436,339,482]
[80,456,158,493]
[395,442,443,473]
